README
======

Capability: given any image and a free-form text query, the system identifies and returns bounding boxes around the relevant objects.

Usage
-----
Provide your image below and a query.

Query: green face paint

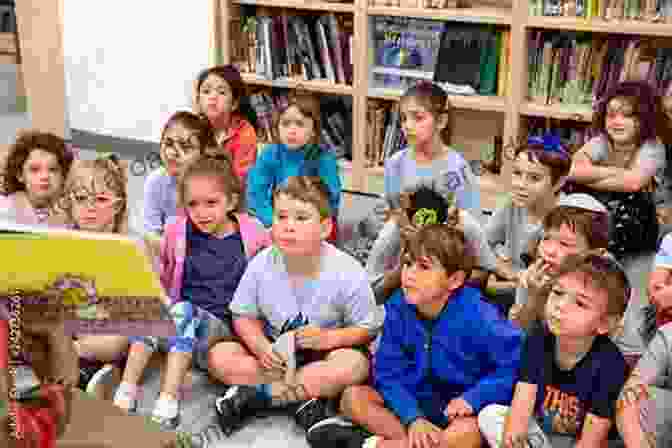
[412,208,438,227]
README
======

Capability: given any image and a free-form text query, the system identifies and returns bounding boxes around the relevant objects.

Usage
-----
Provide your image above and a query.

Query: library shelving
[216,0,672,212]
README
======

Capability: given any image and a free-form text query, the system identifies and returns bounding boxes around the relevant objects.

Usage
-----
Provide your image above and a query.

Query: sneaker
[213,385,268,436]
[189,424,228,448]
[78,361,104,391]
[306,417,373,448]
[294,397,330,432]
[84,364,121,401]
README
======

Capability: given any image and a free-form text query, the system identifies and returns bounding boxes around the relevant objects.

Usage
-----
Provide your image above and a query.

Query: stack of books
[529,0,672,21]
[528,31,672,107]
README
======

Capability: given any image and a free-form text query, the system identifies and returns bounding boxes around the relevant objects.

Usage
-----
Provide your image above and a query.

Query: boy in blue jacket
[306,224,523,448]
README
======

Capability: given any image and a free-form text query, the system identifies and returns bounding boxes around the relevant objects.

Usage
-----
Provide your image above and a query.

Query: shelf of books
[233,0,355,13]
[520,102,593,122]
[368,86,508,112]
[526,16,672,37]
[241,73,354,95]
[367,5,512,24]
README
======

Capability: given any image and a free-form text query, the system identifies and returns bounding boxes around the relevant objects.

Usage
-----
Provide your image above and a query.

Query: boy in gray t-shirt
[205,176,383,440]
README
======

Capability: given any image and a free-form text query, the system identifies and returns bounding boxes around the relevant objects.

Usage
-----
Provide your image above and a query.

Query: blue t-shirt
[181,220,248,320]
[520,324,627,439]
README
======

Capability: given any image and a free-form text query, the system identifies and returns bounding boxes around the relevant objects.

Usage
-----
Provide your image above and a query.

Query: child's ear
[553,176,567,194]
[600,314,624,337]
[448,269,467,289]
[228,193,240,213]
[436,112,450,133]
[232,97,240,113]
[320,216,333,241]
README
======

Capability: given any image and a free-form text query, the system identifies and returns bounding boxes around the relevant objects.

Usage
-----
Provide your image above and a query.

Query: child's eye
[512,170,521,177]
[207,200,218,206]
[530,174,542,182]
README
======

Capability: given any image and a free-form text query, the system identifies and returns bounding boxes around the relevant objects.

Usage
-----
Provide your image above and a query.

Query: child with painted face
[509,193,610,333]
[615,236,672,448]
[479,251,630,448]
[247,91,341,242]
[114,155,269,429]
[143,111,216,237]
[195,65,257,189]
[308,225,521,448]
[366,81,482,291]
[485,134,570,282]
[374,185,498,305]
[202,176,382,442]
[0,130,74,226]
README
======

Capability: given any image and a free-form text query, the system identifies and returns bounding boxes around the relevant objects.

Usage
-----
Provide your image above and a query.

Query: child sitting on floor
[143,111,217,237]
[113,155,270,429]
[204,176,383,440]
[616,234,672,448]
[374,185,498,305]
[56,154,138,399]
[195,65,257,190]
[485,133,570,283]
[509,193,610,333]
[0,130,74,226]
[247,91,341,243]
[479,250,630,448]
[308,224,522,448]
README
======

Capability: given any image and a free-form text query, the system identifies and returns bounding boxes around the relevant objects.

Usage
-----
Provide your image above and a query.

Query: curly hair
[57,154,128,234]
[160,111,217,154]
[177,153,244,213]
[4,130,74,195]
[592,81,662,147]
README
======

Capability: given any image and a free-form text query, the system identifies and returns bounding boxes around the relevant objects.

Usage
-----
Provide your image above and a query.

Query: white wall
[61,1,210,143]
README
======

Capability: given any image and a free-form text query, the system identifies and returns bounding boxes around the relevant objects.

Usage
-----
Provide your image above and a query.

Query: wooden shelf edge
[367,6,512,25]
[526,16,672,37]
[368,87,506,112]
[241,73,353,95]
[0,32,16,55]
[520,101,594,122]
[233,0,354,12]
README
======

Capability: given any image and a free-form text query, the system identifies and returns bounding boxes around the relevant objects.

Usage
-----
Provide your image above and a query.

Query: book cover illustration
[0,220,177,338]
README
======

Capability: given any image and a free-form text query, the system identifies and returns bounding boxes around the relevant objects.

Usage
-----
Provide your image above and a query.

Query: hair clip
[527,133,570,158]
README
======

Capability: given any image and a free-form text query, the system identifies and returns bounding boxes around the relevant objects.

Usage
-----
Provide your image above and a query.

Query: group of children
[1,65,672,448]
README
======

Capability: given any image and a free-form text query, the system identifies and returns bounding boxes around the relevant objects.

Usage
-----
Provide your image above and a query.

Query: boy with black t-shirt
[479,251,630,447]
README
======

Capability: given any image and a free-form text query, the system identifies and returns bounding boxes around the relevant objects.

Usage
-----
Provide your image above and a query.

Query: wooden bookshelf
[368,87,508,113]
[520,101,594,123]
[526,16,672,37]
[234,0,355,13]
[241,73,354,95]
[367,5,512,24]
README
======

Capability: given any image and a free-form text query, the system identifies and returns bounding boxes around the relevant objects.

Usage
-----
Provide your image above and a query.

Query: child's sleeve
[655,234,672,270]
[456,158,482,222]
[341,267,385,335]
[461,210,498,273]
[246,145,276,228]
[585,347,629,421]
[142,172,165,235]
[461,312,524,413]
[484,205,508,249]
[229,122,258,186]
[318,151,342,217]
[373,295,426,426]
[229,254,263,319]
[583,135,609,163]
[634,140,665,179]
[384,152,404,209]
[632,326,672,388]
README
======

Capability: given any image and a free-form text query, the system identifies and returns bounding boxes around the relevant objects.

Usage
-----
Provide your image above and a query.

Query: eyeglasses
[70,193,122,209]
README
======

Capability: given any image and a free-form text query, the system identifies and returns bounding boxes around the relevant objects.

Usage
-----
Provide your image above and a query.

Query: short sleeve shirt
[229,242,385,340]
[586,135,666,185]
[519,324,628,437]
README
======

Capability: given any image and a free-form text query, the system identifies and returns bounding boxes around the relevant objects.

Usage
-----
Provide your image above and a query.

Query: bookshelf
[217,0,672,213]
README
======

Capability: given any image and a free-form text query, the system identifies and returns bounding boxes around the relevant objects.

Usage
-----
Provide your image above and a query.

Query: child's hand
[408,417,442,448]
[256,340,287,373]
[442,397,474,421]
[519,258,552,296]
[501,432,533,448]
[296,326,334,351]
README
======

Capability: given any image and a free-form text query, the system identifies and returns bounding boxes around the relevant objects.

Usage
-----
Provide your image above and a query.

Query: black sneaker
[213,385,268,436]
[306,416,372,448]
[294,397,330,432]
[77,361,104,391]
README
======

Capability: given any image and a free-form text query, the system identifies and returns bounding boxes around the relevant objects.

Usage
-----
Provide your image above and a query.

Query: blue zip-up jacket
[246,143,342,227]
[374,286,523,426]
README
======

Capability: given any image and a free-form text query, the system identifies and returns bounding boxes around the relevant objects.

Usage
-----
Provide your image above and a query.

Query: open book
[0,219,176,337]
